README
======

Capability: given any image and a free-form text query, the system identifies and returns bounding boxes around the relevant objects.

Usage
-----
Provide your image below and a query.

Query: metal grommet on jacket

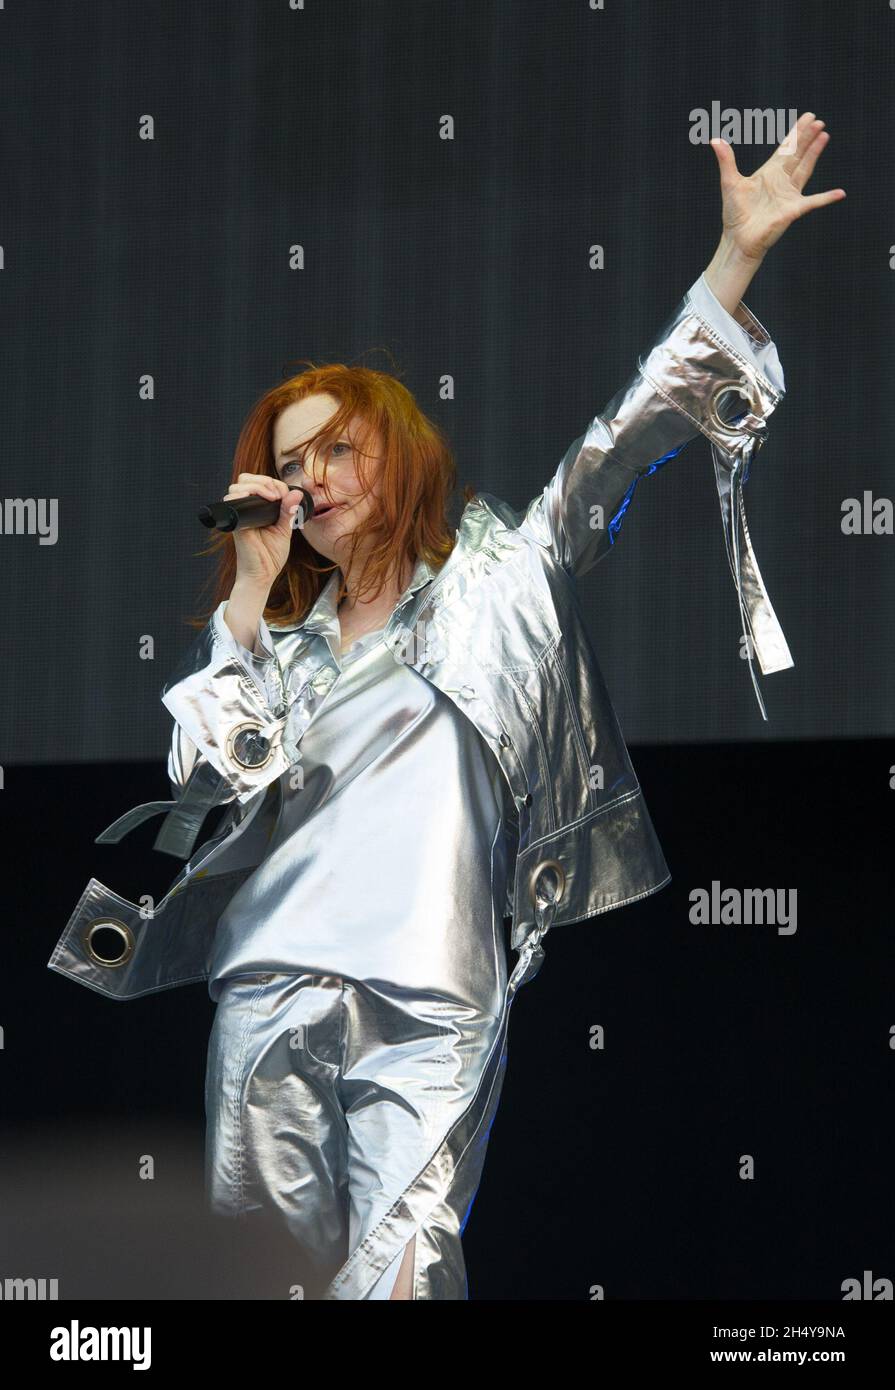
[82,917,135,969]
[706,378,763,437]
[226,721,274,771]
[528,858,566,910]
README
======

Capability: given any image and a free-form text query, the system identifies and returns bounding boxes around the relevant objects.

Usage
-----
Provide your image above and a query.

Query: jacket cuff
[212,601,286,711]
[686,272,784,397]
[160,604,292,802]
[611,271,785,473]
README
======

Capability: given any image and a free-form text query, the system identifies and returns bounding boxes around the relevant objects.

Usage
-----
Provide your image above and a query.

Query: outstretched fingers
[792,185,847,218]
[790,123,829,189]
[775,110,819,165]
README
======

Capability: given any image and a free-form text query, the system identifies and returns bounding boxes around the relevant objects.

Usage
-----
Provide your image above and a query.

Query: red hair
[187,360,476,630]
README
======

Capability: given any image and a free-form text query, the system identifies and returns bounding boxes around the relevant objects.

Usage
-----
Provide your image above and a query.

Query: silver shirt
[207,623,511,1011]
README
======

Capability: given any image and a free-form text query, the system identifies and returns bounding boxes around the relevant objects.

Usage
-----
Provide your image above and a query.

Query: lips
[312,503,342,518]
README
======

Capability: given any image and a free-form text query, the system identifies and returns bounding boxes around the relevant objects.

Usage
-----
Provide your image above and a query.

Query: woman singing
[48,112,842,1299]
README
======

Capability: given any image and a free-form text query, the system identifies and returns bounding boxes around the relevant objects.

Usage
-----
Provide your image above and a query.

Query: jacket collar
[291,553,438,641]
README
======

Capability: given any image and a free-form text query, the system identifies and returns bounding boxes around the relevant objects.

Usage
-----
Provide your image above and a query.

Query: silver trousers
[203,931,547,1300]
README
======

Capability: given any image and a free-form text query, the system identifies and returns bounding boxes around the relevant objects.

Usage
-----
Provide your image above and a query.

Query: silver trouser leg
[204,935,543,1301]
[324,930,546,1301]
[204,972,351,1294]
[329,975,508,1301]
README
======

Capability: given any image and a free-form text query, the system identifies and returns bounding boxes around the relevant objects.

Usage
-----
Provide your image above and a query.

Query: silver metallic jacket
[47,273,791,1000]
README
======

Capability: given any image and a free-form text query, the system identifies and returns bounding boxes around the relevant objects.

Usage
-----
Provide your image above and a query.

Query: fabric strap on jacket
[93,757,233,860]
[152,758,235,858]
[711,424,794,722]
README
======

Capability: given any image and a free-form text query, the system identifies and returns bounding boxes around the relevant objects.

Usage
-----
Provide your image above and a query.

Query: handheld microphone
[198,485,315,532]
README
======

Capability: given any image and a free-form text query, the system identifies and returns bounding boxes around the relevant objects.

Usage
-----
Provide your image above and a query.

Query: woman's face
[272,393,381,565]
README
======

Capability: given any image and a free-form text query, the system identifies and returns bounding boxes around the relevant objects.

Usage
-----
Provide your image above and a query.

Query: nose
[291,456,328,490]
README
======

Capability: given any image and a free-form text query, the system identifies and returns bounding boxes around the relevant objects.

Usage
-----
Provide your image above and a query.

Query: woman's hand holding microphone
[223,474,304,652]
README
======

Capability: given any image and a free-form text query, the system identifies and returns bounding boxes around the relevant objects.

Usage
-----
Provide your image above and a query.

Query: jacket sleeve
[161,599,294,803]
[519,271,791,718]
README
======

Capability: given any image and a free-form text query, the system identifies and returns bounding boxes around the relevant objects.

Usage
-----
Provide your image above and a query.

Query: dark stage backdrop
[0,0,891,765]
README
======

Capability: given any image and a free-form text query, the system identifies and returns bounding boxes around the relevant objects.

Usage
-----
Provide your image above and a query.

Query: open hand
[710,111,845,262]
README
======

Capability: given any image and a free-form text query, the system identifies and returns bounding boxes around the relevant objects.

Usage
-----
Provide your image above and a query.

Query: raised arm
[519,268,785,578]
[520,111,844,718]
